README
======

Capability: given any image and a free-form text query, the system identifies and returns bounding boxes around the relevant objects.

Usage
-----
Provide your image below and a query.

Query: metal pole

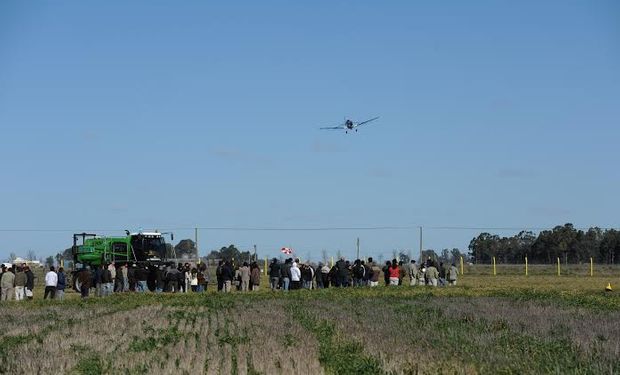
[419,226,423,261]
[254,244,257,263]
[194,227,199,260]
[356,237,360,260]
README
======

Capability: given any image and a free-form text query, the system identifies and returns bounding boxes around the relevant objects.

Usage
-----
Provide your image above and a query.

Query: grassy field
[1,274,619,374]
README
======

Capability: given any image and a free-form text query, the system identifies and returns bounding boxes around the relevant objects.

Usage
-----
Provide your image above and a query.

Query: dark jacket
[102,269,112,284]
[57,272,66,291]
[269,262,281,278]
[78,269,92,289]
[281,262,292,279]
[221,263,234,281]
[25,270,35,290]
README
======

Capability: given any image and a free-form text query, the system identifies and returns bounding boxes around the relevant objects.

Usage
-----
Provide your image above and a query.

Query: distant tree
[420,249,439,263]
[26,249,37,261]
[8,252,16,263]
[55,252,63,266]
[45,256,54,268]
[398,252,410,263]
[174,239,197,258]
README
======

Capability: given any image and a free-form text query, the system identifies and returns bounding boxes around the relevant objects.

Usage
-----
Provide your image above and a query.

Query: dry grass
[1,274,620,374]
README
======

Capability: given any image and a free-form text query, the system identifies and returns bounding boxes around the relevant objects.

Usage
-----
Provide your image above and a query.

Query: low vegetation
[1,275,619,374]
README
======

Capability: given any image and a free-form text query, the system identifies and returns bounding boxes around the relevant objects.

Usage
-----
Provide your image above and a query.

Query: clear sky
[0,1,618,262]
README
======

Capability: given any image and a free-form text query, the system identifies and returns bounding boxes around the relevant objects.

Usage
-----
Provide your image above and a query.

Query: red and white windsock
[281,247,293,255]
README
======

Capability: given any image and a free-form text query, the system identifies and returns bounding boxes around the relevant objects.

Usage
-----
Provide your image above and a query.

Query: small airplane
[320,116,380,134]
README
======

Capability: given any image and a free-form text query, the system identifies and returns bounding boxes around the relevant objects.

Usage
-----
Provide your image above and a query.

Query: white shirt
[290,263,301,281]
[45,271,58,287]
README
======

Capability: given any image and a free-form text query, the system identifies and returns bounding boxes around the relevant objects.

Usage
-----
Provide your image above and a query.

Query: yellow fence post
[525,256,528,276]
[492,256,496,276]
[331,256,334,268]
[264,257,268,275]
[460,256,464,275]
[557,257,561,276]
[590,257,593,277]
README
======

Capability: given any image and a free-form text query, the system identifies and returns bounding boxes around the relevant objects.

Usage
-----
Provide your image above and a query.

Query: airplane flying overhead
[320,116,379,134]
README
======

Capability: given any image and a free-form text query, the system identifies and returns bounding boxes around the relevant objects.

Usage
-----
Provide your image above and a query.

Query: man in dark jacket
[56,267,66,300]
[281,259,292,291]
[101,265,113,296]
[78,267,92,298]
[25,266,35,300]
[93,265,103,297]
[269,258,281,290]
[221,261,234,293]
[216,261,224,292]
[336,258,349,287]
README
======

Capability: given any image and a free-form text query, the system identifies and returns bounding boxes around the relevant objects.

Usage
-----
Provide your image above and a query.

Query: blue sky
[0,1,618,261]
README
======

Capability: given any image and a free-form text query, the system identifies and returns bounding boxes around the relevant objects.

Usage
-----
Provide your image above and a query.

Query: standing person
[190,267,199,292]
[155,266,165,293]
[136,266,148,293]
[301,263,314,289]
[56,267,66,300]
[398,261,406,285]
[108,262,116,291]
[438,262,447,287]
[250,262,261,291]
[24,266,35,300]
[426,262,439,287]
[382,261,391,286]
[1,266,15,301]
[114,265,123,292]
[165,265,179,292]
[408,260,419,286]
[281,259,292,291]
[198,263,208,292]
[216,261,224,292]
[448,263,459,286]
[14,267,26,301]
[316,263,325,289]
[184,263,192,293]
[127,264,136,292]
[417,265,426,286]
[321,263,331,288]
[94,265,103,297]
[352,260,365,287]
[121,264,129,292]
[388,260,400,286]
[239,262,250,292]
[362,260,371,286]
[336,257,349,288]
[290,262,301,290]
[78,267,92,298]
[370,260,381,287]
[102,265,113,296]
[44,266,58,300]
[221,261,234,293]
[269,258,281,291]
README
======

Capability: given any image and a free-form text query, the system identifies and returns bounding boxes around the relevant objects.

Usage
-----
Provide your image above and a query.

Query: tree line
[468,223,619,264]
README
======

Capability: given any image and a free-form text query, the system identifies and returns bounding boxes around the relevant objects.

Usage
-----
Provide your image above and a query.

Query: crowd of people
[0,257,458,300]
[265,257,459,290]
[0,263,65,301]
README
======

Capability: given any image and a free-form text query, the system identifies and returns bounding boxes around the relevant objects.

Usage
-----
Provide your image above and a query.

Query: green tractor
[71,230,173,291]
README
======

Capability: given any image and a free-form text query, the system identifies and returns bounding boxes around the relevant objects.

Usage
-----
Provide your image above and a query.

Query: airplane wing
[355,116,380,127]
[320,125,345,130]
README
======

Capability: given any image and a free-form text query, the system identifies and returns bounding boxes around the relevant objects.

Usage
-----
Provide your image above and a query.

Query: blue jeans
[282,277,290,291]
[270,277,279,290]
[137,281,148,293]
